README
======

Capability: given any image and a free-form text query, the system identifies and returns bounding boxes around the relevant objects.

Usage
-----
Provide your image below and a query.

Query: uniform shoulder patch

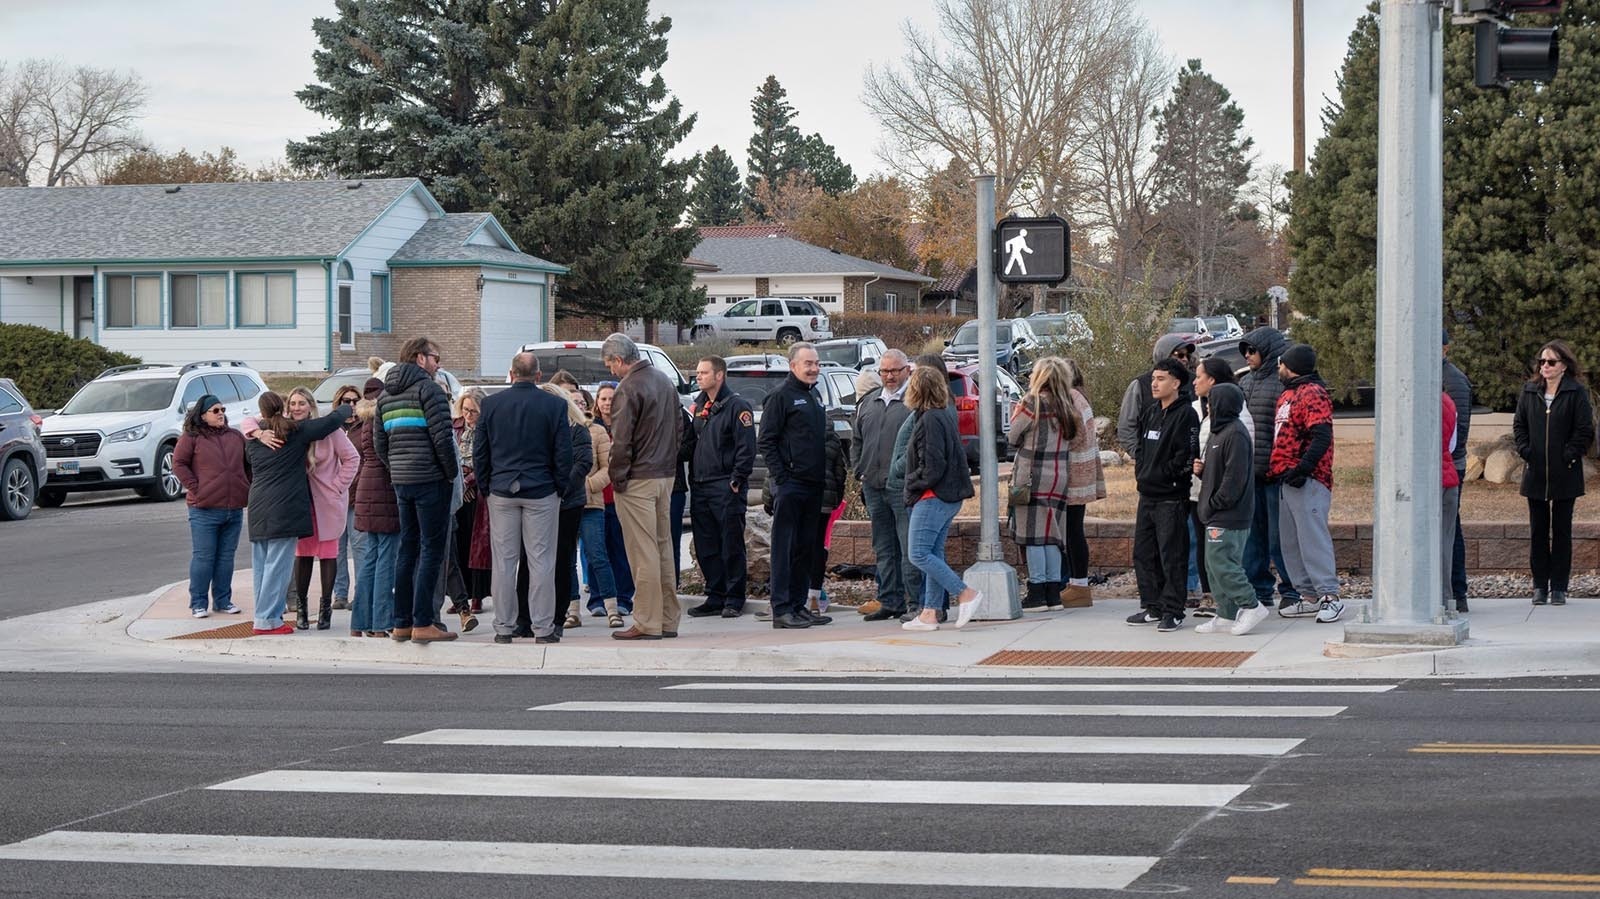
[739,410,754,427]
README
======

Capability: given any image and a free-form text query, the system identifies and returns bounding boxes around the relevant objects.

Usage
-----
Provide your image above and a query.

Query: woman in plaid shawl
[1010,357,1094,612]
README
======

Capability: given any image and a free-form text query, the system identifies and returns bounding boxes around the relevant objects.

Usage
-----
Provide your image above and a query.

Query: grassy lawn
[262,374,322,395]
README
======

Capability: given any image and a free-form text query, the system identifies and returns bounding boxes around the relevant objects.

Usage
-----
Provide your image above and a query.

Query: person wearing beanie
[1238,326,1301,614]
[1267,343,1342,622]
[1193,382,1266,635]
[173,393,250,619]
[1128,357,1201,632]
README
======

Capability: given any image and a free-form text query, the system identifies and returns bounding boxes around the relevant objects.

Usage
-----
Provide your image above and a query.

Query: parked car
[721,357,859,501]
[691,297,834,345]
[949,363,1022,473]
[815,337,889,371]
[519,340,695,405]
[1196,336,1251,378]
[37,360,268,507]
[0,378,46,521]
[1027,311,1094,346]
[1167,314,1245,342]
[943,318,1043,377]
[315,365,465,403]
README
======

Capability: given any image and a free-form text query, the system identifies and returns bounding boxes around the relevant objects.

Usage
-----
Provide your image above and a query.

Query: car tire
[36,487,66,509]
[776,328,801,346]
[139,443,184,502]
[0,456,37,521]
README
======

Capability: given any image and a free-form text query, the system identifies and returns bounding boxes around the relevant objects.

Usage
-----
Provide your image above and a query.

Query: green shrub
[831,311,965,355]
[0,324,141,409]
[1055,262,1184,425]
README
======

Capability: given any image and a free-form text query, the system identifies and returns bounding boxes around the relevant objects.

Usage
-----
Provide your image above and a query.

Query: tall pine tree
[287,0,525,211]
[482,0,703,326]
[689,145,743,225]
[745,75,803,218]
[796,132,855,196]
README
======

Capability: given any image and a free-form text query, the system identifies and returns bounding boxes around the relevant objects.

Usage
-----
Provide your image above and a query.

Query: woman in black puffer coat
[1513,340,1596,606]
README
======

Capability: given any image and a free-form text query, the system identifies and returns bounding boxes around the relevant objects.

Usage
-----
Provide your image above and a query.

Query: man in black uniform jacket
[686,355,757,619]
[759,343,832,629]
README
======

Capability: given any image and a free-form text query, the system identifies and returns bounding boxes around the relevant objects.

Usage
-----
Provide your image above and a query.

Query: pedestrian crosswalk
[0,679,1400,894]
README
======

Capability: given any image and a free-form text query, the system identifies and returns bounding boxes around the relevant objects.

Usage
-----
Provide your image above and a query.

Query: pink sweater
[244,417,360,538]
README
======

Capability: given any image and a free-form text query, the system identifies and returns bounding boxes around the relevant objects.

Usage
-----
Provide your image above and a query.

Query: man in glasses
[1238,326,1303,614]
[1116,333,1197,459]
[850,349,914,621]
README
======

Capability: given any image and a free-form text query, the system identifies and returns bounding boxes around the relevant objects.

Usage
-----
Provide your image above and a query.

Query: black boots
[1533,588,1549,605]
[1021,582,1047,612]
[316,559,335,630]
[294,592,310,630]
[293,557,314,629]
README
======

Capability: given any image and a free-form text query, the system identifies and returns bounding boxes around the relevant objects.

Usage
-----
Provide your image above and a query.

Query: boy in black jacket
[1193,383,1268,636]
[1130,358,1200,631]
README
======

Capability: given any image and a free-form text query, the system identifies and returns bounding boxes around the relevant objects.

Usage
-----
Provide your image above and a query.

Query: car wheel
[142,443,184,502]
[36,487,66,509]
[776,328,801,346]
[0,457,36,521]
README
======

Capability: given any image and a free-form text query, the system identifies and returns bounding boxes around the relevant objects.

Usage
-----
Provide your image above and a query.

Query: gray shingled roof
[0,178,429,263]
[691,236,934,282]
[390,213,566,273]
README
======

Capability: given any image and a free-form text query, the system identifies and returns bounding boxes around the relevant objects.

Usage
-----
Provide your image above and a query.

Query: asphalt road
[0,673,1596,897]
[0,491,235,620]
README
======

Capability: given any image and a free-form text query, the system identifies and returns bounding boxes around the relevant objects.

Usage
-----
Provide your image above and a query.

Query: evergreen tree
[796,132,855,196]
[689,145,743,225]
[287,0,523,211]
[482,0,703,326]
[1150,59,1256,315]
[745,75,803,218]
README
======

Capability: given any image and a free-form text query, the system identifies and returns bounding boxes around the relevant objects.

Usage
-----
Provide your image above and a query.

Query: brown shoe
[390,627,413,642]
[611,626,662,641]
[410,624,458,643]
[857,600,881,616]
[1059,585,1093,608]
[459,611,479,633]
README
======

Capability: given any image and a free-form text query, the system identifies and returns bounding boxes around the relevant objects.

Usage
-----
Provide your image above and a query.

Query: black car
[942,318,1043,377]
[0,378,46,520]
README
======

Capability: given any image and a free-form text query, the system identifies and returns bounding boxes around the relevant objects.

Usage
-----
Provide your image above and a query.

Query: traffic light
[1463,0,1562,88]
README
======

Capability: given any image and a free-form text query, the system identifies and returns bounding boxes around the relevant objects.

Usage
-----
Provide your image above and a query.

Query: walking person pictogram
[1003,229,1033,276]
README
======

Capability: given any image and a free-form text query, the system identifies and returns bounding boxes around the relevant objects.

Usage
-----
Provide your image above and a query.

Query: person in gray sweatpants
[1268,344,1342,622]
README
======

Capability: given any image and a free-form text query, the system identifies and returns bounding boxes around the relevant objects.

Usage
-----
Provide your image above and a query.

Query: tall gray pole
[1343,0,1466,648]
[965,174,1020,620]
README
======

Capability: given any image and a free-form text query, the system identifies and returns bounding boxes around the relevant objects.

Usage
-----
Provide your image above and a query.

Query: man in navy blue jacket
[475,351,572,644]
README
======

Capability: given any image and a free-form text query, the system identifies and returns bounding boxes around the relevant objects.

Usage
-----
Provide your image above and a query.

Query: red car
[949,364,1020,473]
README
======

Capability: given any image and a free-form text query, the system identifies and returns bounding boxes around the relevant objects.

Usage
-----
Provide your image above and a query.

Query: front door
[73,277,94,339]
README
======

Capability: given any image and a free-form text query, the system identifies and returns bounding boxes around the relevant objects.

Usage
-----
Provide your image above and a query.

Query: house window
[808,294,842,307]
[236,272,295,328]
[105,274,161,328]
[170,274,228,328]
[337,285,353,347]
[371,273,390,332]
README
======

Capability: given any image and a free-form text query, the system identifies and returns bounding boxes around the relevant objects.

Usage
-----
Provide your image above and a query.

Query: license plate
[52,460,79,474]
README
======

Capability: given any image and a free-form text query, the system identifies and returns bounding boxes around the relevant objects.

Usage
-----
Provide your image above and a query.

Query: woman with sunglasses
[329,384,363,611]
[173,396,249,618]
[1513,340,1595,606]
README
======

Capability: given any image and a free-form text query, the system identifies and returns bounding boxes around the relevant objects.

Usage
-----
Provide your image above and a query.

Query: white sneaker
[1231,604,1272,636]
[902,618,939,632]
[1194,616,1232,634]
[1314,596,1345,623]
[190,609,209,619]
[955,591,984,628]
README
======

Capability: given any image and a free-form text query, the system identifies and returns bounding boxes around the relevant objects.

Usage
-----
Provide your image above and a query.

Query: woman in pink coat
[244,387,359,630]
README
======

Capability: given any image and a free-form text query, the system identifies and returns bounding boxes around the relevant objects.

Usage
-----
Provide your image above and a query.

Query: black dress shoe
[493,634,513,644]
[1551,590,1568,605]
[534,634,560,644]
[686,604,724,618]
[797,607,833,625]
[721,607,742,619]
[1533,589,1549,605]
[662,630,678,638]
[1455,597,1470,613]
[771,613,813,629]
[862,608,902,621]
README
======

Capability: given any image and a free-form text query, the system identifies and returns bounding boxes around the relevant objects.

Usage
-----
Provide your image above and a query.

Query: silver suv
[691,297,834,345]
[37,361,267,506]
[0,378,45,520]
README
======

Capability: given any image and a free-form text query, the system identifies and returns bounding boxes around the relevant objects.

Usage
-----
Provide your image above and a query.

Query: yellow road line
[1308,869,1600,884]
[1411,743,1600,750]
[1227,875,1281,885]
[1411,748,1600,755]
[1295,877,1600,892]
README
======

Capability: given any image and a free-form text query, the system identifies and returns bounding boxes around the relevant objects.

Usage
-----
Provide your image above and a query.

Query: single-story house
[0,178,567,376]
[691,226,932,315]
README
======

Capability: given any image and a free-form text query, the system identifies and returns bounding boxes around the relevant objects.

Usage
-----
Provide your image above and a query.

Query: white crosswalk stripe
[663,681,1397,694]
[530,700,1349,717]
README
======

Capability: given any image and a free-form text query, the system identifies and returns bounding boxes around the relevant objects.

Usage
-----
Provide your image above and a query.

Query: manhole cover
[168,622,260,640]
[978,650,1255,668]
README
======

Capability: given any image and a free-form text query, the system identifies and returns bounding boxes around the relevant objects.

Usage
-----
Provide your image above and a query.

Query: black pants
[454,498,490,601]
[1134,496,1190,618]
[769,482,821,618]
[1189,505,1211,594]
[1529,497,1576,591]
[809,511,832,591]
[1064,505,1089,580]
[691,480,749,610]
[552,504,583,634]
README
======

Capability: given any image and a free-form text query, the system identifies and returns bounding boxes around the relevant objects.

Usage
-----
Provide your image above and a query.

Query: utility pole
[1340,0,1468,651]
[1293,0,1307,171]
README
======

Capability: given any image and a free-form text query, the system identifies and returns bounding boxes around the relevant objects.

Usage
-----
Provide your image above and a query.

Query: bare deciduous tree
[0,59,147,186]
[863,0,1135,217]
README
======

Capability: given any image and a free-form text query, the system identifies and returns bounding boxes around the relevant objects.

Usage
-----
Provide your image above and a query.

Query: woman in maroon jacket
[173,394,249,619]
[350,378,400,636]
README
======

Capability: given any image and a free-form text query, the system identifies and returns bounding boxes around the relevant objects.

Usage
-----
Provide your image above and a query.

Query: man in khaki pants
[602,333,683,640]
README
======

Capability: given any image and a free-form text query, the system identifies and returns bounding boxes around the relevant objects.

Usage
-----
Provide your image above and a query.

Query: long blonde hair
[541,382,587,426]
[1025,357,1078,441]
[288,387,321,465]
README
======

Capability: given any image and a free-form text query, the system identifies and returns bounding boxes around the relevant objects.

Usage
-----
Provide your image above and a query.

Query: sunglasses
[598,381,619,389]
[205,406,226,415]
[1539,358,1563,367]
[1171,350,1192,359]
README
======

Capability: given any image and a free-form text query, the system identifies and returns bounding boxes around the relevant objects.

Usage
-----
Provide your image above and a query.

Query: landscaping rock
[1099,450,1125,467]
[1483,448,1524,485]
[1464,454,1485,482]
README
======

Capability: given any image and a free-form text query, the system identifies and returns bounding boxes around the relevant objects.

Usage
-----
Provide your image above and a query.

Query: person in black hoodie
[1193,383,1267,636]
[1513,340,1595,606]
[760,343,830,629]
[1129,358,1200,632]
[1237,326,1301,612]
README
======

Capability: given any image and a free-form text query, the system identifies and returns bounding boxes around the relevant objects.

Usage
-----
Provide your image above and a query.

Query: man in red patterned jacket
[1267,344,1342,623]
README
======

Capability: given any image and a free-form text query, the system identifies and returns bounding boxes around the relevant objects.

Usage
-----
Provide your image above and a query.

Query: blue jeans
[1244,479,1300,605]
[1025,544,1061,584]
[393,480,451,630]
[604,503,635,613]
[892,491,929,610]
[1186,517,1201,592]
[251,537,297,629]
[908,497,966,612]
[188,507,243,611]
[333,506,356,599]
[863,484,907,612]
[351,530,397,631]
[1451,467,1468,601]
[580,508,618,610]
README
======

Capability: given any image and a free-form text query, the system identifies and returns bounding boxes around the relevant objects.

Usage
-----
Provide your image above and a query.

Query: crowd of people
[170,327,1591,639]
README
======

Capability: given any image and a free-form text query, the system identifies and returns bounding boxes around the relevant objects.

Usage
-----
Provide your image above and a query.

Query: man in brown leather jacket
[602,333,683,640]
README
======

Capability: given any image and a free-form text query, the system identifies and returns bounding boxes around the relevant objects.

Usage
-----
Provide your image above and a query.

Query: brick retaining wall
[828,519,1560,576]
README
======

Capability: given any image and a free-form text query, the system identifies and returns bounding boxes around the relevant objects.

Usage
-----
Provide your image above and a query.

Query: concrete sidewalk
[109,569,1600,678]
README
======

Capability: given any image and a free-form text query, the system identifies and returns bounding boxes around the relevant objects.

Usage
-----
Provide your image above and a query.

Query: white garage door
[479,279,543,376]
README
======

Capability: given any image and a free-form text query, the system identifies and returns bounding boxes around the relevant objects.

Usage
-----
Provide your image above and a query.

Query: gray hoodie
[1116,333,1197,456]
[1197,383,1254,530]
[1238,326,1290,478]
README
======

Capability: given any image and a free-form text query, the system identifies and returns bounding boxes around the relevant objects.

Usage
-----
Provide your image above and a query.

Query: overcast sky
[0,0,1374,182]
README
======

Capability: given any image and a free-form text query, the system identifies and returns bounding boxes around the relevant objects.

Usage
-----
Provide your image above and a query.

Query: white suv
[37,361,268,506]
[691,297,833,345]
